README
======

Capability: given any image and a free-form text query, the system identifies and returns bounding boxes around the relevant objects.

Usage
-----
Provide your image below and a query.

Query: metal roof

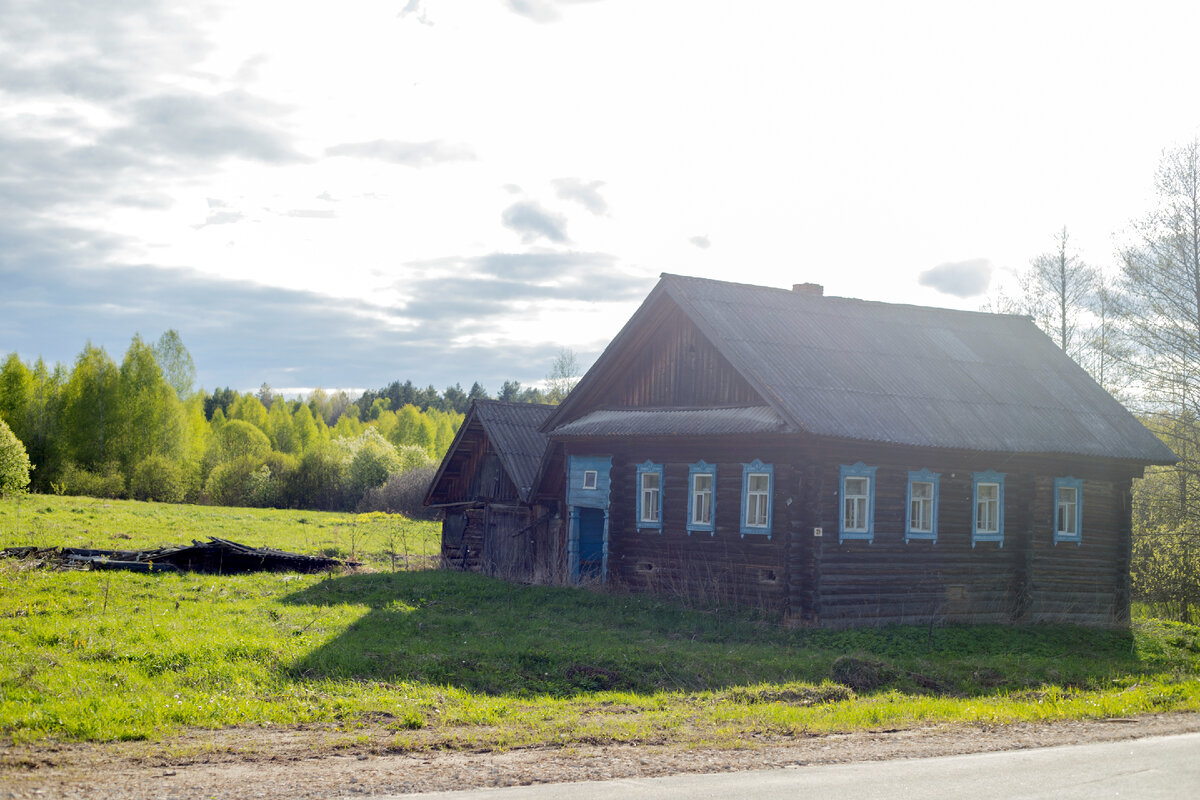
[552,406,787,438]
[604,274,1177,463]
[471,400,557,501]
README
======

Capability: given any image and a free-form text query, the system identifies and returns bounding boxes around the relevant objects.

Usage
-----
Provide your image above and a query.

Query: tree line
[991,139,1200,621]
[0,337,576,516]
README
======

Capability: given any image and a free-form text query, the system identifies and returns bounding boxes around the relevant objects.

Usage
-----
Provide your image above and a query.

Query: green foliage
[0,352,34,444]
[341,429,402,499]
[288,444,348,511]
[129,454,187,503]
[58,344,121,469]
[212,420,272,464]
[151,329,196,400]
[205,452,297,508]
[58,461,125,499]
[0,418,31,497]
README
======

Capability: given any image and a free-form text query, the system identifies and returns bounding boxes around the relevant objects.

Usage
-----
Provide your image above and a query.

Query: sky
[2,0,1199,396]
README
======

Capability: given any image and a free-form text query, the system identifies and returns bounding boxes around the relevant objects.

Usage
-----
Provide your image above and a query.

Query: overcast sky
[2,0,1199,395]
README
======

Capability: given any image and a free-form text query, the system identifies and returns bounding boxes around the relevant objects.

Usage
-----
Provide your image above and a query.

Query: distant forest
[0,333,573,515]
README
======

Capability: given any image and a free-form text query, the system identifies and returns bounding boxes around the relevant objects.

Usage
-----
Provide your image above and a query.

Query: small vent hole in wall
[636,562,654,573]
[760,569,778,583]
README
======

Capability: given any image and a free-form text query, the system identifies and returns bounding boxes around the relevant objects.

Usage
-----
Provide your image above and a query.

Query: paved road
[388,732,1200,799]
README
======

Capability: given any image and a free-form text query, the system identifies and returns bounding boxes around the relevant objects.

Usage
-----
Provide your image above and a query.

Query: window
[740,459,774,537]
[905,469,939,542]
[1054,476,1083,545]
[839,463,876,542]
[582,470,597,490]
[687,461,716,534]
[636,461,663,531]
[972,470,1005,546]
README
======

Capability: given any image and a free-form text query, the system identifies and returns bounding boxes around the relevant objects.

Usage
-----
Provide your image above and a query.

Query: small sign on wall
[813,527,823,537]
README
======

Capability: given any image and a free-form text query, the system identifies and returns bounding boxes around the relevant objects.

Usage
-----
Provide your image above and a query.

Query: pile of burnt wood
[0,536,357,574]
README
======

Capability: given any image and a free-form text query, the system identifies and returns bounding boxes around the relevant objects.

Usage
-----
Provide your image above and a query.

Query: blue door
[577,507,605,579]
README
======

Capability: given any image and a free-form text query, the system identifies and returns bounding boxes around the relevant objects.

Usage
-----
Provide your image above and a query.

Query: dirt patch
[2,713,1198,799]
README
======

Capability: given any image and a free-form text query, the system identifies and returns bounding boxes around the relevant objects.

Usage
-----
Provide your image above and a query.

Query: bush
[58,461,125,499]
[129,454,187,503]
[332,429,403,501]
[357,465,439,518]
[205,452,297,508]
[283,444,347,511]
[0,418,31,497]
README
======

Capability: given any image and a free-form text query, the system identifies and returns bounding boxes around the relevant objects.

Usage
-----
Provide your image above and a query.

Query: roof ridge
[660,272,1032,322]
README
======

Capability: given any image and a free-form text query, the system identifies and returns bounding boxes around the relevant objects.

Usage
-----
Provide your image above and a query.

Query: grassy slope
[0,494,1198,747]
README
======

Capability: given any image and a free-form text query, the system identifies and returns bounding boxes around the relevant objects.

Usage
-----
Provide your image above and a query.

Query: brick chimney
[792,282,824,296]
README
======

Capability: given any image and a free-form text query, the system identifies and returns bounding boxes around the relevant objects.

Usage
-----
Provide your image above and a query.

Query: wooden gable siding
[592,302,762,410]
[436,419,521,504]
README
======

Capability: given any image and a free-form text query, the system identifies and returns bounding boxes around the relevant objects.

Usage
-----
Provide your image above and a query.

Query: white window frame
[905,469,939,542]
[582,469,598,490]
[1054,476,1083,545]
[636,461,663,532]
[972,470,1005,547]
[740,459,774,537]
[687,461,716,534]
[839,462,876,543]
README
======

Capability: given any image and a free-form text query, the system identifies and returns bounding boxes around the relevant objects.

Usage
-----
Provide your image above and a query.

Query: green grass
[0,493,440,570]
[1,494,1198,749]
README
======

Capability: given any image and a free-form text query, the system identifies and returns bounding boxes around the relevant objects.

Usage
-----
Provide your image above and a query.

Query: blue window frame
[687,460,716,535]
[839,462,877,543]
[636,461,664,532]
[905,469,939,542]
[740,459,774,537]
[972,470,1006,547]
[1054,476,1083,545]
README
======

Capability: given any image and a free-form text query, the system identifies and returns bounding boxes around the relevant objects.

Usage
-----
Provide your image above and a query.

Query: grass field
[1,493,1199,749]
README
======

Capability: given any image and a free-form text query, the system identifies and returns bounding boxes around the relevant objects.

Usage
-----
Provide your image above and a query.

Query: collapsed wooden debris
[0,536,358,574]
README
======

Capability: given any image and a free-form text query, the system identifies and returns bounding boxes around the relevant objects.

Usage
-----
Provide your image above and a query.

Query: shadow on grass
[278,570,1169,699]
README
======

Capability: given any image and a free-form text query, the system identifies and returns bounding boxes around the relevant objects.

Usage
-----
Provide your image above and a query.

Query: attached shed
[424,400,562,582]
[539,274,1176,626]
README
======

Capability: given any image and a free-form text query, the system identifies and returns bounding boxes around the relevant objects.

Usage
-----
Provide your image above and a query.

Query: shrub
[58,461,125,499]
[129,454,187,503]
[357,465,439,518]
[205,452,297,508]
[284,444,348,511]
[0,418,31,497]
[345,430,402,499]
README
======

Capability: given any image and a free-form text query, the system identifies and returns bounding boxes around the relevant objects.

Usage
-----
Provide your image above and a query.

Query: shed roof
[548,274,1175,465]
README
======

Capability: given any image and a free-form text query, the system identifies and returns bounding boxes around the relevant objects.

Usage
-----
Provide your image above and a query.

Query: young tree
[116,334,185,471]
[0,353,33,443]
[152,329,196,400]
[1118,139,1200,616]
[1023,226,1098,361]
[58,343,122,469]
[545,348,581,404]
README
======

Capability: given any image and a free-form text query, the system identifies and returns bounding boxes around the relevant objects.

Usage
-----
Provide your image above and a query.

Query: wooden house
[536,274,1176,626]
[424,400,562,581]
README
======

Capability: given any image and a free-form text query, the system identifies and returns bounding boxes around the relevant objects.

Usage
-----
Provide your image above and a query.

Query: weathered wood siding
[587,304,762,410]
[565,438,791,611]
[563,435,1139,626]
[792,441,1141,627]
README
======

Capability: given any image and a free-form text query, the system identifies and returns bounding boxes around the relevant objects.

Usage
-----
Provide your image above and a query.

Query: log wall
[564,435,1141,626]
